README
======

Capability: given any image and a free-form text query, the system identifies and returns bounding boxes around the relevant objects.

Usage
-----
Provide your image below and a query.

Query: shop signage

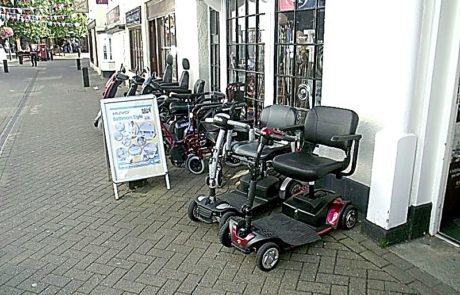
[146,0,174,20]
[106,5,120,26]
[73,0,89,13]
[126,6,142,27]
[101,95,170,199]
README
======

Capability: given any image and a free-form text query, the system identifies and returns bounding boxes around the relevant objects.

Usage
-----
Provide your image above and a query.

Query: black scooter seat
[253,213,321,246]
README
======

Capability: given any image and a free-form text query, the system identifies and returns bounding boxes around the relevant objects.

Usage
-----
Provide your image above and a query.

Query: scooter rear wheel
[256,242,280,272]
[340,205,358,230]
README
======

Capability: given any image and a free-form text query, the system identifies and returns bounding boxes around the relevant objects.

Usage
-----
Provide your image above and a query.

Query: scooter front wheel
[219,211,237,229]
[187,200,200,222]
[256,242,280,272]
[218,219,232,247]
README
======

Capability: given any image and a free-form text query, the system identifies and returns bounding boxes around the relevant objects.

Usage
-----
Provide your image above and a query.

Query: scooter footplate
[218,191,249,212]
[253,213,321,247]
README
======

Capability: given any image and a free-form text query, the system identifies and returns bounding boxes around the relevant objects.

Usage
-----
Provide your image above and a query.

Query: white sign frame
[101,94,170,199]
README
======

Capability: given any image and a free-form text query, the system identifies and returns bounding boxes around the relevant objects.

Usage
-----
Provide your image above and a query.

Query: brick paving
[0,59,458,295]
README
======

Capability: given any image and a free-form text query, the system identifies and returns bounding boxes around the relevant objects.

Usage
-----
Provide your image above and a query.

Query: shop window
[156,14,177,80]
[227,0,265,120]
[129,28,144,72]
[275,0,325,110]
[108,38,112,60]
[210,8,220,91]
[103,44,107,60]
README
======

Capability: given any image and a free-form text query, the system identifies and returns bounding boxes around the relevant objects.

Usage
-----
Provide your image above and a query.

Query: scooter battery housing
[282,190,339,227]
[238,174,280,197]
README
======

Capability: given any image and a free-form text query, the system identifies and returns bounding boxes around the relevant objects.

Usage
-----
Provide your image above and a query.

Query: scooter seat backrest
[259,105,297,129]
[303,106,359,152]
[178,58,190,89]
[162,54,174,83]
[193,79,205,94]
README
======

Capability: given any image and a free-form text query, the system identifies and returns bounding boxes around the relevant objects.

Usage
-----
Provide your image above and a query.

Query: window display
[227,0,265,120]
[210,8,220,91]
[275,0,325,110]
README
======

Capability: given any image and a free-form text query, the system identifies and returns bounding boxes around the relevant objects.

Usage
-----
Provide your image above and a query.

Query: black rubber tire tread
[256,242,281,272]
[219,211,237,229]
[340,205,358,230]
[187,200,199,222]
[186,157,205,175]
[218,219,232,247]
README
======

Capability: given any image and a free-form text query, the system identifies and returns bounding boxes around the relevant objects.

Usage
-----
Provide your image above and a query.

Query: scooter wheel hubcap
[262,248,279,269]
[345,210,357,228]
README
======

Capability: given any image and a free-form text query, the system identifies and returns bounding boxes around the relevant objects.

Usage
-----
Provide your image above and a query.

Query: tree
[0,0,86,42]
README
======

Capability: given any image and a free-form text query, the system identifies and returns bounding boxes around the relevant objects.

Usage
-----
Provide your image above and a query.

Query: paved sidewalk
[0,60,458,295]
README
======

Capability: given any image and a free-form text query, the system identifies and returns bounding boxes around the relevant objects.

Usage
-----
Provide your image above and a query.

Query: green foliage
[3,0,87,40]
[378,238,390,249]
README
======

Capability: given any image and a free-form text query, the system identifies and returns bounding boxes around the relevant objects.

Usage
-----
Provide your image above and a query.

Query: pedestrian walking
[29,43,38,67]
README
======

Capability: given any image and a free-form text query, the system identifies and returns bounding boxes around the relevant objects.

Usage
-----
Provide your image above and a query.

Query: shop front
[126,6,144,72]
[146,0,176,80]
[87,19,98,67]
[102,5,125,77]
[217,0,460,247]
[439,98,460,243]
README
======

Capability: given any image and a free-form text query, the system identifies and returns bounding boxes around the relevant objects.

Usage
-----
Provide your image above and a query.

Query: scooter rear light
[231,224,255,248]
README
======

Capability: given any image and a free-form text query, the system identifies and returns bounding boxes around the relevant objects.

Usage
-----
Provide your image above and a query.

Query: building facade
[88,0,460,246]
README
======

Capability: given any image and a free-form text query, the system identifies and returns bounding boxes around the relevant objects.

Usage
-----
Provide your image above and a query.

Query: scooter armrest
[330,134,362,142]
[261,127,296,142]
[280,124,304,132]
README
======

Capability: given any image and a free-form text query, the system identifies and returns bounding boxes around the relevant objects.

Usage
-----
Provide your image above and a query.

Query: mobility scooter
[219,106,362,271]
[188,104,302,226]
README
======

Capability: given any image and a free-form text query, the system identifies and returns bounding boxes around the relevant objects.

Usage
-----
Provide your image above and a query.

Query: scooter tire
[187,200,200,222]
[186,155,205,175]
[340,205,358,230]
[256,242,281,272]
[219,211,237,229]
[218,219,232,247]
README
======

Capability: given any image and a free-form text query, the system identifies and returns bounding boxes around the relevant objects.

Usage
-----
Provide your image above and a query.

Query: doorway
[439,81,460,243]
[148,20,158,75]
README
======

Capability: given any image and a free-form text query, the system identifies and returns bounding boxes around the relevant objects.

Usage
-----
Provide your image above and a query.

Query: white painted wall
[87,1,107,26]
[175,0,202,90]
[260,0,275,106]
[321,0,422,186]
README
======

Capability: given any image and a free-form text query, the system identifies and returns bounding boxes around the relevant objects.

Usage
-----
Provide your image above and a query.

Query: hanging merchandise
[0,26,13,39]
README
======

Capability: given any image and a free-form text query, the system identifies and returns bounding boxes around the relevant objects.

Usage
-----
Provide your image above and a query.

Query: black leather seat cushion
[169,102,188,114]
[234,142,290,160]
[272,152,345,182]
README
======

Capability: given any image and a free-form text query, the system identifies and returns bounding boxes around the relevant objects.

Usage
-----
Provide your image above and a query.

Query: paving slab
[0,59,458,294]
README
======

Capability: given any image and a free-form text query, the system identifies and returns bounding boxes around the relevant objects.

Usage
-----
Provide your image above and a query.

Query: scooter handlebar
[227,119,250,130]
[204,116,250,130]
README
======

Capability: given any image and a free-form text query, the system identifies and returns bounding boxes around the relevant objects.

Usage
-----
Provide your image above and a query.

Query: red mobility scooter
[219,106,362,271]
